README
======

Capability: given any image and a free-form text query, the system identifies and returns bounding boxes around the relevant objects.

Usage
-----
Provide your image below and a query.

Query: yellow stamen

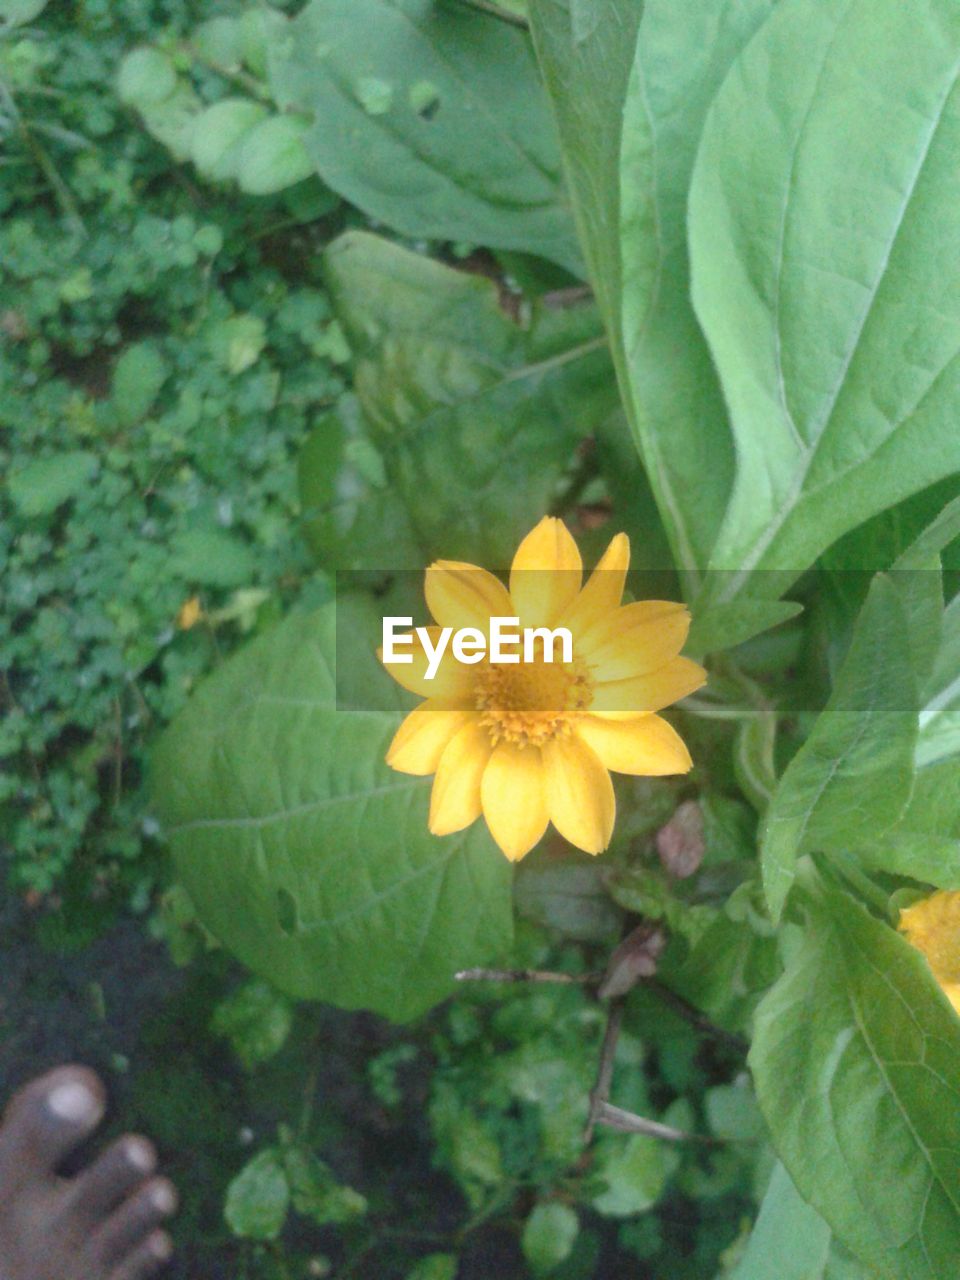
[474,652,592,748]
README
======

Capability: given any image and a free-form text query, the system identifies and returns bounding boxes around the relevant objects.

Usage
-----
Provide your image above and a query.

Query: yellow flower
[380,517,705,862]
[176,595,203,630]
[898,890,960,1014]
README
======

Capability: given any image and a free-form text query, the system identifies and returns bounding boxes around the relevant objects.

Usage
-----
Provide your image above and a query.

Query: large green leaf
[151,605,513,1021]
[918,592,960,767]
[266,0,581,273]
[857,759,960,890]
[750,874,960,1279]
[730,1161,871,1280]
[761,575,917,922]
[322,231,617,565]
[528,0,778,579]
[690,0,960,599]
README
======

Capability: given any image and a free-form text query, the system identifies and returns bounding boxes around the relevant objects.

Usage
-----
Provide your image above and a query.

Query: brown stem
[583,997,625,1144]
[455,967,599,985]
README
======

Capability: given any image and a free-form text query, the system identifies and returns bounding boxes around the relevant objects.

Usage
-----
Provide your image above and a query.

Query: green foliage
[688,0,960,598]
[750,871,960,1280]
[151,606,514,1018]
[268,0,582,272]
[316,230,617,565]
[6,0,960,1277]
[760,574,918,921]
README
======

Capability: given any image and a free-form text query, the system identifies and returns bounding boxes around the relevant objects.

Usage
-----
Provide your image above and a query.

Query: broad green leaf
[730,1161,831,1280]
[151,606,513,1021]
[761,575,917,922]
[687,599,803,659]
[690,0,960,599]
[8,452,98,518]
[514,861,623,942]
[529,0,778,579]
[323,231,616,564]
[298,394,423,571]
[729,1161,871,1280]
[190,99,269,184]
[235,115,314,196]
[224,1149,289,1240]
[267,0,581,273]
[750,875,960,1279]
[918,593,960,767]
[522,1202,579,1274]
[857,760,960,890]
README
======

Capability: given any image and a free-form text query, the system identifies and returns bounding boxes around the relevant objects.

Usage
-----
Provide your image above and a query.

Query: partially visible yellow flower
[898,891,960,1014]
[379,517,705,862]
[177,596,203,630]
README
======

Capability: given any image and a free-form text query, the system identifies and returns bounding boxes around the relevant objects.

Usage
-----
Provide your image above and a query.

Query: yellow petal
[581,601,691,680]
[429,720,494,836]
[480,743,549,862]
[589,656,706,713]
[509,517,583,628]
[574,714,692,776]
[425,561,514,633]
[386,702,475,776]
[378,627,474,700]
[542,733,614,855]
[899,891,960,983]
[560,532,630,638]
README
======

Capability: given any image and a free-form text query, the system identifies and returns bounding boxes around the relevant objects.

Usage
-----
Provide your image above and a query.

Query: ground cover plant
[3,0,960,1277]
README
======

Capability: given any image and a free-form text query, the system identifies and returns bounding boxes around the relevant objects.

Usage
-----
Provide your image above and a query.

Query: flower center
[474,651,592,748]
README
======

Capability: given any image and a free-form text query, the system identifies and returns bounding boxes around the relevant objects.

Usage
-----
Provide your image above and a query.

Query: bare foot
[0,1066,176,1280]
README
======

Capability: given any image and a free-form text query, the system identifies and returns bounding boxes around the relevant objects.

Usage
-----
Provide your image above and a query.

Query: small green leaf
[282,1144,367,1226]
[235,115,314,196]
[112,342,167,425]
[405,1256,457,1280]
[591,1134,671,1218]
[0,0,47,25]
[190,99,269,183]
[522,1203,579,1275]
[208,313,267,375]
[8,452,98,518]
[169,526,256,588]
[211,979,293,1068]
[116,47,177,106]
[224,1149,290,1241]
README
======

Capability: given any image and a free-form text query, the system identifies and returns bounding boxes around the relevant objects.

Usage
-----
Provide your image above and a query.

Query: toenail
[149,1231,173,1259]
[47,1082,102,1125]
[150,1183,176,1214]
[124,1138,155,1172]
